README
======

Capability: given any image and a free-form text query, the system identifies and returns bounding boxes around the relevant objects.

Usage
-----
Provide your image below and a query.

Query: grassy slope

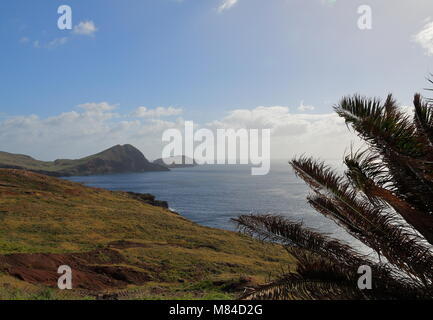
[0,151,102,173]
[0,169,295,300]
[0,152,61,172]
[0,144,157,174]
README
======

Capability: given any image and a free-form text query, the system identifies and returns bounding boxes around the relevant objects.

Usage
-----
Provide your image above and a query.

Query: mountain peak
[0,144,169,176]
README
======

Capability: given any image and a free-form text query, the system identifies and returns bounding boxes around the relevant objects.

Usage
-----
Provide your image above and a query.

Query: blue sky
[1,0,433,160]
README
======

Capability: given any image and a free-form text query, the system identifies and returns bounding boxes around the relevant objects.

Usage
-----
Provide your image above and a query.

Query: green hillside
[0,169,295,300]
[0,144,168,176]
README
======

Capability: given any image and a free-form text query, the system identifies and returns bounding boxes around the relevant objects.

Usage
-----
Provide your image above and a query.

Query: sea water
[65,161,369,253]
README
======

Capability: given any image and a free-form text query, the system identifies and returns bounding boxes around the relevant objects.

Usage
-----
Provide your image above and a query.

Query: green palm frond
[291,157,433,282]
[236,86,433,300]
[233,214,371,267]
[336,94,433,214]
[344,149,390,191]
[242,274,360,300]
[335,95,383,124]
[241,246,428,300]
[414,93,433,147]
[345,150,433,245]
[335,94,427,158]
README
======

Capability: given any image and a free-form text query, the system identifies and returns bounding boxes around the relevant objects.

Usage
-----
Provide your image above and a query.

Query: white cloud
[0,102,184,161]
[207,105,362,160]
[32,37,68,49]
[321,0,337,6]
[208,106,291,129]
[78,102,117,112]
[22,20,96,50]
[298,101,315,112]
[132,106,183,118]
[413,19,433,56]
[0,103,361,163]
[73,21,98,36]
[47,37,68,48]
[218,0,238,13]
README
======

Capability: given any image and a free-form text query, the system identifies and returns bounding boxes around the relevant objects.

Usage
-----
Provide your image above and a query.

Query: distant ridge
[153,155,197,168]
[0,144,169,177]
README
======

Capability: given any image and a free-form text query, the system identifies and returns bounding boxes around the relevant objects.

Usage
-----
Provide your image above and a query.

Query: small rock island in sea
[153,155,198,168]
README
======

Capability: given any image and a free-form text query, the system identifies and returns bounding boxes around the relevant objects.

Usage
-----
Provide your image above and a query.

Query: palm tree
[234,93,433,299]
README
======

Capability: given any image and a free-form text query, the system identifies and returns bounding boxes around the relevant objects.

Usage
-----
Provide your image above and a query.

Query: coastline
[0,168,295,299]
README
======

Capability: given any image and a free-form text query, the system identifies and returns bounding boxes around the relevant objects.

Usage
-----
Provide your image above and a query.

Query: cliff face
[0,144,169,177]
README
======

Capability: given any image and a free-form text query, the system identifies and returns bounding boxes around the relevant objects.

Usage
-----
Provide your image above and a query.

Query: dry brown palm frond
[344,150,433,245]
[291,157,433,283]
[335,94,433,213]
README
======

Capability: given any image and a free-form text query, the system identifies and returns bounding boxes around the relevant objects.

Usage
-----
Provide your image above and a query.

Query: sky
[1,0,433,161]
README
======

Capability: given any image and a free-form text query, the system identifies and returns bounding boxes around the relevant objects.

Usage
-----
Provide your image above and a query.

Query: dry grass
[0,169,295,300]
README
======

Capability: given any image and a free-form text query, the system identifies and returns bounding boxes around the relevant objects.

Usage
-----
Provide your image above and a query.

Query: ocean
[65,161,368,252]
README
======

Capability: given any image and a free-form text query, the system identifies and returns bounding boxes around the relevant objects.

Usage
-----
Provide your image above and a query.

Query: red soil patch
[0,246,152,291]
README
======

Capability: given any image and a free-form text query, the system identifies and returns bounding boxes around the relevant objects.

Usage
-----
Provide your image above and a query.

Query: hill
[153,155,197,168]
[0,169,294,299]
[0,144,168,177]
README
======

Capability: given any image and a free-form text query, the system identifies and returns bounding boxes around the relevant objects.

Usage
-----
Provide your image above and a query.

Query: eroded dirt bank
[0,242,153,292]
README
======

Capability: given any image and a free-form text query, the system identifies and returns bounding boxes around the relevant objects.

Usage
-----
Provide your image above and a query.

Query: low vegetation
[0,144,167,176]
[0,169,294,300]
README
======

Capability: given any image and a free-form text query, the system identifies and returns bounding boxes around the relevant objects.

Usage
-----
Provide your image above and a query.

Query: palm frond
[345,150,433,245]
[241,274,360,300]
[335,95,433,213]
[414,93,433,147]
[236,88,433,300]
[335,95,427,158]
[233,214,371,268]
[241,247,428,300]
[290,157,433,283]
